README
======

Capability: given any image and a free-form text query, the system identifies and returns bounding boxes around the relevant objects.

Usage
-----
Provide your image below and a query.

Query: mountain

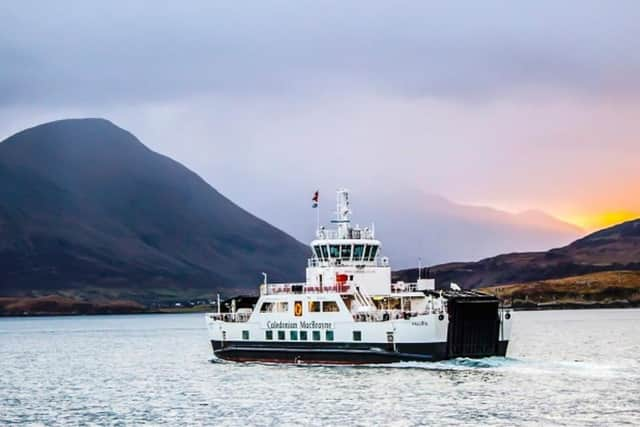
[393,218,640,289]
[356,191,582,267]
[0,118,308,303]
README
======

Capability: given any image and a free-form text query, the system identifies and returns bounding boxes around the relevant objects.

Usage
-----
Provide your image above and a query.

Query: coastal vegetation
[482,270,640,309]
[0,295,145,316]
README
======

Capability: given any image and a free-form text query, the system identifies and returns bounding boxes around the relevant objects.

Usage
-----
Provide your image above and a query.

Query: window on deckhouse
[308,301,321,312]
[322,301,340,312]
[261,301,288,313]
[274,302,288,312]
[260,302,273,312]
[313,246,323,260]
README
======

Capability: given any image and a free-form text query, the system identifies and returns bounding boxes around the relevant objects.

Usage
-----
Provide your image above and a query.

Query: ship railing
[208,312,251,323]
[316,229,340,239]
[307,257,389,268]
[390,282,418,293]
[315,229,375,240]
[261,282,352,295]
[351,309,433,322]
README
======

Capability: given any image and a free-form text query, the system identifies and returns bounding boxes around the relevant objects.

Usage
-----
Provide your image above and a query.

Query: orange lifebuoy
[294,301,303,317]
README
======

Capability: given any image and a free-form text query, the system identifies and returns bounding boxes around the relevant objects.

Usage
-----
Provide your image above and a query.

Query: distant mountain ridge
[359,191,581,267]
[394,219,640,289]
[0,118,308,303]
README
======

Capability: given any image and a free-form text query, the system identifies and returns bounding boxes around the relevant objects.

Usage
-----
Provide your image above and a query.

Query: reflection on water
[1,310,639,426]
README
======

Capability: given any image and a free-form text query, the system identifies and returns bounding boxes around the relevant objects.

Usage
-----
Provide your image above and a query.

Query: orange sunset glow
[562,211,640,231]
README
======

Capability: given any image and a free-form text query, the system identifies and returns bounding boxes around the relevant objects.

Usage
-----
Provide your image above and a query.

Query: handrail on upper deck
[260,282,351,295]
[208,312,251,323]
[307,257,389,268]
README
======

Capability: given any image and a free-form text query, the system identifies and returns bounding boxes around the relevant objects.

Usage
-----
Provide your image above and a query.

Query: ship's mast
[332,188,351,238]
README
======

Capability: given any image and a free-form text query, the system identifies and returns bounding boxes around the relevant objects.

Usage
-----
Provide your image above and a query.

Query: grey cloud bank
[2,1,640,107]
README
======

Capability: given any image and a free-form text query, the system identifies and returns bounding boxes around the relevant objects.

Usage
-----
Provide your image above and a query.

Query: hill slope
[0,119,308,302]
[394,219,640,289]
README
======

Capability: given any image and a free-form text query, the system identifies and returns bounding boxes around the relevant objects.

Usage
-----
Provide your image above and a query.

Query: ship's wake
[210,355,635,381]
[355,356,631,380]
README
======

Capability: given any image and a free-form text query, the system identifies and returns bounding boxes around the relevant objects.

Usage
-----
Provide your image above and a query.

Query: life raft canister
[294,301,303,317]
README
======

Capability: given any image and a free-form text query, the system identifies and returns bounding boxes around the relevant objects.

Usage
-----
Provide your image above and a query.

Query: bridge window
[353,244,364,261]
[312,330,321,341]
[265,330,273,340]
[326,330,334,341]
[363,245,371,260]
[329,245,340,258]
[322,301,340,312]
[313,245,323,260]
[341,244,352,260]
[300,331,308,341]
[277,330,285,340]
[308,301,321,312]
[321,245,329,259]
[290,330,298,340]
[369,245,378,261]
[353,331,362,341]
[242,330,249,340]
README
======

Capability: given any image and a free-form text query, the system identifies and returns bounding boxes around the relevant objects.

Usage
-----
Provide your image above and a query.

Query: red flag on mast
[312,190,319,208]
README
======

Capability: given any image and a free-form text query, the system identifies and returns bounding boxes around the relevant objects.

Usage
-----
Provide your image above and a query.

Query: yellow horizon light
[564,211,640,231]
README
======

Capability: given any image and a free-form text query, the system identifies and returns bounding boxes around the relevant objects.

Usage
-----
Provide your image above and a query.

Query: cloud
[2,1,640,108]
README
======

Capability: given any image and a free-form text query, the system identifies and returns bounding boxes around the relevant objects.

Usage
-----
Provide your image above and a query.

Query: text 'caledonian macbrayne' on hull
[206,189,512,364]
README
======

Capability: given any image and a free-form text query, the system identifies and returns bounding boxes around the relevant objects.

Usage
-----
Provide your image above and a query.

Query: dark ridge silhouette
[393,219,640,289]
[0,118,308,303]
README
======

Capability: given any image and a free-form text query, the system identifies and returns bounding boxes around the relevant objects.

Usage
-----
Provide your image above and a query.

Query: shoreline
[2,302,639,317]
[511,302,640,311]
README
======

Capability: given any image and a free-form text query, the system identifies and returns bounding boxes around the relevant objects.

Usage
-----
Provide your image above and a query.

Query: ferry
[206,189,512,364]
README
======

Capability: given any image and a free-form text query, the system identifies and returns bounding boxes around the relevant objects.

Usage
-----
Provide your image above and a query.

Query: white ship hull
[206,292,511,364]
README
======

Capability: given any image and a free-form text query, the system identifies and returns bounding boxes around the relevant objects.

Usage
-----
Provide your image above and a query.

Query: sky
[1,0,639,237]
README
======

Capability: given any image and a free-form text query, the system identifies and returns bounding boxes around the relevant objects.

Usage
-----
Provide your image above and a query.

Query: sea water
[1,309,639,426]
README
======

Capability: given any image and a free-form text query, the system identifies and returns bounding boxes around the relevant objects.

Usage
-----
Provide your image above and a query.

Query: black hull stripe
[219,345,435,360]
[211,340,508,364]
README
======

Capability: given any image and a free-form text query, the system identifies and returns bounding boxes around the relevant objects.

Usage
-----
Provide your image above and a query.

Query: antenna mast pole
[334,189,351,238]
[316,199,320,235]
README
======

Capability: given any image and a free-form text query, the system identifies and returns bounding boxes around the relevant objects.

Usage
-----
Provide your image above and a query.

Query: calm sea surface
[1,309,639,426]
